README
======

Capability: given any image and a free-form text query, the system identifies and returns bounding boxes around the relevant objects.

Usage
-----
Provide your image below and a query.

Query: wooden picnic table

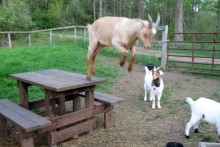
[10,69,107,146]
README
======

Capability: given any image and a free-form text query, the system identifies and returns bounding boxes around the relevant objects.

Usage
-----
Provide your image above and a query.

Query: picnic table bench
[0,99,51,147]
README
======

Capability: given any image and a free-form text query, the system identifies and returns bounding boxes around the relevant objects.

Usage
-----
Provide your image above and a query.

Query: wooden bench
[78,91,124,128]
[0,99,51,147]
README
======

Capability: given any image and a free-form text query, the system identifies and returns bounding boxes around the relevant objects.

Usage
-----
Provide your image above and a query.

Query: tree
[0,0,32,31]
[174,0,183,44]
[138,0,143,18]
[99,0,102,18]
[93,0,96,21]
[218,0,220,31]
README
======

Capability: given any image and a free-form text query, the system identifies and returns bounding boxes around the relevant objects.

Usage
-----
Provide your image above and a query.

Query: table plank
[10,69,107,92]
[0,99,51,129]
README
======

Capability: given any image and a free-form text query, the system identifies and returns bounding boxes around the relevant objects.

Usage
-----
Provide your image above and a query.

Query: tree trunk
[218,0,220,31]
[138,0,143,18]
[99,0,102,18]
[175,0,183,45]
[93,0,96,21]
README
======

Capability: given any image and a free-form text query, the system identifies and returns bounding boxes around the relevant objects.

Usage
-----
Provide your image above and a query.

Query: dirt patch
[1,55,220,147]
[59,56,220,147]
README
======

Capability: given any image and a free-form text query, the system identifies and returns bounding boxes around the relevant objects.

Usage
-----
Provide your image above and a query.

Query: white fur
[144,66,164,109]
[185,97,220,138]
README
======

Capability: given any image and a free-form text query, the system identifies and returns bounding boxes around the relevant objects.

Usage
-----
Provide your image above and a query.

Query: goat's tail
[185,97,194,106]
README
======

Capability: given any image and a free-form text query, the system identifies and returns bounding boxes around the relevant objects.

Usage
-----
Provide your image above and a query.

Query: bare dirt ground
[1,55,220,147]
[60,55,220,147]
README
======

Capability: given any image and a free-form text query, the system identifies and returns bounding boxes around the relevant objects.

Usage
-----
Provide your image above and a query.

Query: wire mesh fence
[0,26,88,48]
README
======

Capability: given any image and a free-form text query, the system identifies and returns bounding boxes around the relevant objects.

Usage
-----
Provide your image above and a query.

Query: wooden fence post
[161,25,168,70]
[28,33,31,46]
[49,30,52,44]
[83,28,86,42]
[8,33,11,48]
[74,27,76,43]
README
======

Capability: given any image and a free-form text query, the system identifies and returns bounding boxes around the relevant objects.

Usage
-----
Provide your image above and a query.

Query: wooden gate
[166,32,220,76]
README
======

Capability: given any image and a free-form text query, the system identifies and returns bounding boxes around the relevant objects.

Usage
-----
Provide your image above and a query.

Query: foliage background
[0,0,219,33]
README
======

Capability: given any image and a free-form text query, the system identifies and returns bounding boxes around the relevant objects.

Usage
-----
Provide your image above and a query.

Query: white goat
[185,97,220,139]
[86,14,160,80]
[144,66,164,109]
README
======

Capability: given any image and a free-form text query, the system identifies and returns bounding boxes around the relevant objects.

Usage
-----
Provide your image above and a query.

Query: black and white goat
[144,66,164,109]
[185,97,220,139]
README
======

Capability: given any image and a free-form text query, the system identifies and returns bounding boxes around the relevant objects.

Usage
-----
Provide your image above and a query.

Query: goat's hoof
[119,61,125,67]
[127,67,132,72]
[194,129,199,133]
[86,76,91,81]
[185,135,190,139]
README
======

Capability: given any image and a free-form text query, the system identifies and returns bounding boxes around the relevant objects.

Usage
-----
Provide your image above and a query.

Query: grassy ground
[0,42,159,103]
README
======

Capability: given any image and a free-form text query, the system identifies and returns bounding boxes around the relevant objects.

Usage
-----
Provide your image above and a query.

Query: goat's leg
[128,46,136,72]
[185,115,201,139]
[112,42,129,67]
[151,93,156,109]
[144,89,147,101]
[119,55,126,66]
[92,44,105,75]
[157,94,162,109]
[87,42,98,80]
[193,120,201,133]
[87,53,92,80]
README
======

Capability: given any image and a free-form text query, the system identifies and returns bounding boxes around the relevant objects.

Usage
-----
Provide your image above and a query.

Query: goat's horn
[155,13,160,28]
[156,67,161,70]
[148,14,153,23]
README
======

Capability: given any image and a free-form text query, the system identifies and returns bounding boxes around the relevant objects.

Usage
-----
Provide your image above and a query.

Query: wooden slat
[0,104,38,132]
[94,92,124,105]
[79,92,124,105]
[55,104,105,128]
[38,103,104,134]
[10,69,107,92]
[0,99,51,132]
[51,119,96,144]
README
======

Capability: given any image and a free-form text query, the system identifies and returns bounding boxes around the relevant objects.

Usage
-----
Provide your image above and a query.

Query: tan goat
[86,14,160,80]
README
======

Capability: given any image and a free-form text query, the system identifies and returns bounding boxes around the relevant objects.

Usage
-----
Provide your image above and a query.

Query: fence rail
[0,26,88,48]
[167,32,220,76]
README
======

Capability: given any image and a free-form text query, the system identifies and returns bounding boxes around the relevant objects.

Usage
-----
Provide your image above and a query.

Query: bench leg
[19,129,34,147]
[0,116,7,137]
[104,106,114,128]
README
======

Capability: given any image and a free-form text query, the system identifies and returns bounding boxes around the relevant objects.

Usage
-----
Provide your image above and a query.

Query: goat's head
[152,66,163,80]
[140,14,160,49]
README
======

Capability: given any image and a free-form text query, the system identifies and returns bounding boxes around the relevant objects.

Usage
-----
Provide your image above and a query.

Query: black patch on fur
[152,78,160,87]
[185,135,190,139]
[195,128,199,133]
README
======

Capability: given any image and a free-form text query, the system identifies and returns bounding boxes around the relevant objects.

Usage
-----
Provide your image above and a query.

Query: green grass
[0,42,118,103]
[0,41,159,103]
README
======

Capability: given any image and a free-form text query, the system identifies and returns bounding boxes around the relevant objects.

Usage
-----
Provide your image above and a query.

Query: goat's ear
[156,67,161,70]
[159,70,163,75]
